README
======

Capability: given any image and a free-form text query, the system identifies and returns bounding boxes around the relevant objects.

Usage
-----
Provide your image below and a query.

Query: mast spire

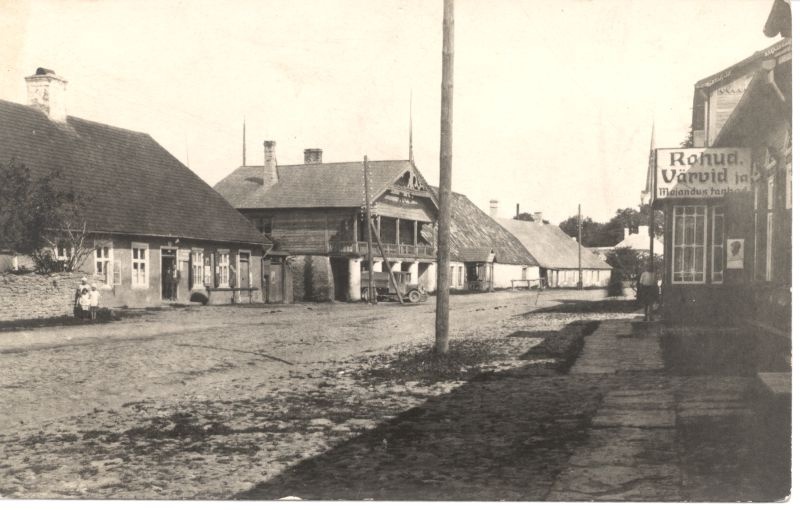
[408,90,414,163]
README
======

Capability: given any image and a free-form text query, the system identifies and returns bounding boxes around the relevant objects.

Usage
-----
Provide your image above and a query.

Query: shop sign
[655,147,751,199]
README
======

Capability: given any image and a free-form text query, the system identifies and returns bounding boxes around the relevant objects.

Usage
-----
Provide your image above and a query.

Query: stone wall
[289,255,334,302]
[0,272,89,322]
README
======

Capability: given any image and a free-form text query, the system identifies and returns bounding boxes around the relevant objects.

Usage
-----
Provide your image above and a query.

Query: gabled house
[496,214,612,288]
[424,190,539,290]
[0,68,271,306]
[215,144,438,301]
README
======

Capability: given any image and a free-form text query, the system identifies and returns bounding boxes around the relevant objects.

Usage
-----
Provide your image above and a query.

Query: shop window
[131,243,149,288]
[672,205,706,284]
[711,207,724,283]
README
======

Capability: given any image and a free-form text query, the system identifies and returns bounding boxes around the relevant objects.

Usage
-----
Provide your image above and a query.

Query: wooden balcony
[329,241,435,259]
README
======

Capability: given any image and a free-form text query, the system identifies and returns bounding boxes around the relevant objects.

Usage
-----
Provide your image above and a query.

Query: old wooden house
[653,35,791,337]
[0,69,272,307]
[497,214,612,288]
[214,144,438,301]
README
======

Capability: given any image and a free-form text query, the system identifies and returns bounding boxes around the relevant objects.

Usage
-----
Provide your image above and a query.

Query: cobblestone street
[0,290,787,500]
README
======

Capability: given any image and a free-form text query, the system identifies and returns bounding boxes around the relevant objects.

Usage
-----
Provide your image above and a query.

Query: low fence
[0,272,88,322]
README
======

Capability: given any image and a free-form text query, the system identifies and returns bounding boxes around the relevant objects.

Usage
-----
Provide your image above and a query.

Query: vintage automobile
[360,270,427,303]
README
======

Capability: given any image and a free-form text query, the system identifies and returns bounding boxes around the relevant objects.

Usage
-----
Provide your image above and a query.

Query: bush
[607,269,625,297]
[189,292,209,305]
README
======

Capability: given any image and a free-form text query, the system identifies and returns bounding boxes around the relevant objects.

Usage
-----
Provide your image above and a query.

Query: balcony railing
[329,241,435,258]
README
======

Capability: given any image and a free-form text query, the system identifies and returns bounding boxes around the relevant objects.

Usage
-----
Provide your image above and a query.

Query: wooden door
[239,257,250,288]
[268,263,284,303]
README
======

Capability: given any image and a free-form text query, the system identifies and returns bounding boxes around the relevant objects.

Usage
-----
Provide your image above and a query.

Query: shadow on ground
[236,370,610,500]
[526,299,641,315]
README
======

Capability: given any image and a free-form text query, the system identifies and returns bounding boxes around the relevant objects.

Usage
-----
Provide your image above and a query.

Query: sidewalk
[547,320,784,502]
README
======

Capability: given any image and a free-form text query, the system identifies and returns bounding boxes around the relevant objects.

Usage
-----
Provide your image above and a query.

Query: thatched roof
[496,218,611,270]
[425,188,537,266]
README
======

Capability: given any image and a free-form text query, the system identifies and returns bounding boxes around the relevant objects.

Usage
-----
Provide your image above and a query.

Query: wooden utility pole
[369,221,405,305]
[363,156,376,304]
[578,204,583,289]
[435,0,454,354]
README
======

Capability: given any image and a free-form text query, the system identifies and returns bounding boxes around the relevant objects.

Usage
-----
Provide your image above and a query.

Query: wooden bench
[510,278,543,289]
[205,286,259,304]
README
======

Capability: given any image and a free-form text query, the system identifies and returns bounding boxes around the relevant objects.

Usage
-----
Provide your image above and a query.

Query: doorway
[161,249,177,300]
[330,257,349,301]
[264,259,284,303]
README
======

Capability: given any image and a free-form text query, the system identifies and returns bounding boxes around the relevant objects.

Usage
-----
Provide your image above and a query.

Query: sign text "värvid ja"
[655,148,751,199]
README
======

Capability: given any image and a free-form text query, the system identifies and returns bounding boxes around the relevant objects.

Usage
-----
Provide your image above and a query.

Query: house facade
[215,145,438,301]
[652,37,791,331]
[496,214,612,288]
[426,193,539,291]
[0,69,272,307]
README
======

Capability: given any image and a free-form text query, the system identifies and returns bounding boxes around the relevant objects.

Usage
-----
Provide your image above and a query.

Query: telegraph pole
[363,156,376,304]
[435,0,454,355]
[578,204,583,289]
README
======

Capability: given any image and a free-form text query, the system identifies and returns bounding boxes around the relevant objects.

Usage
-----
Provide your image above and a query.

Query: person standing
[74,277,90,318]
[78,287,91,320]
[638,269,658,321]
[89,284,100,321]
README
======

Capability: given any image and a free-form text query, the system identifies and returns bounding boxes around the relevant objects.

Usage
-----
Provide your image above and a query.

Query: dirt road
[0,288,637,499]
[0,289,603,432]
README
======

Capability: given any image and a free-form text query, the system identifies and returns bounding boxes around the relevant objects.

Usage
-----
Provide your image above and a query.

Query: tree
[559,215,600,244]
[605,246,664,293]
[559,204,665,247]
[0,159,92,273]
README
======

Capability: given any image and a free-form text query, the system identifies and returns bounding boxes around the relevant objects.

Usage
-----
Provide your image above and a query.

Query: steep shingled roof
[214,160,436,210]
[496,218,611,270]
[425,188,538,266]
[0,100,269,246]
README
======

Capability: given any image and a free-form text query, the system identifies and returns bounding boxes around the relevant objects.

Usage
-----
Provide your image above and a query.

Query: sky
[1,0,782,224]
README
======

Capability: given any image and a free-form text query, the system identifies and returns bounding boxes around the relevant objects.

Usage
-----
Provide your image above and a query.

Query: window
[449,265,455,287]
[54,242,73,261]
[522,267,528,280]
[191,250,204,289]
[94,242,113,285]
[259,217,272,236]
[672,205,706,284]
[131,243,149,288]
[217,252,230,287]
[711,207,724,283]
[458,266,463,287]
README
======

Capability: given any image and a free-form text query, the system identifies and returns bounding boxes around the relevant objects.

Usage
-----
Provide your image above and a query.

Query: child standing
[78,287,91,320]
[89,284,100,321]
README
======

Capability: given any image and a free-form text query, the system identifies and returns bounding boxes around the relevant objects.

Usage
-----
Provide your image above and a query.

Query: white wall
[547,268,611,288]
[493,263,540,288]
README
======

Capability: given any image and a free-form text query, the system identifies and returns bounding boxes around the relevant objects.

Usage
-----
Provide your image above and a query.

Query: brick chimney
[304,148,322,164]
[489,200,498,218]
[263,141,278,187]
[25,68,68,122]
[533,212,543,225]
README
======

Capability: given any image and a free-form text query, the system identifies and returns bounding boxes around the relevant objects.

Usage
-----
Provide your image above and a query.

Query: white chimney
[304,148,322,164]
[25,68,68,122]
[489,200,498,218]
[263,141,278,187]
